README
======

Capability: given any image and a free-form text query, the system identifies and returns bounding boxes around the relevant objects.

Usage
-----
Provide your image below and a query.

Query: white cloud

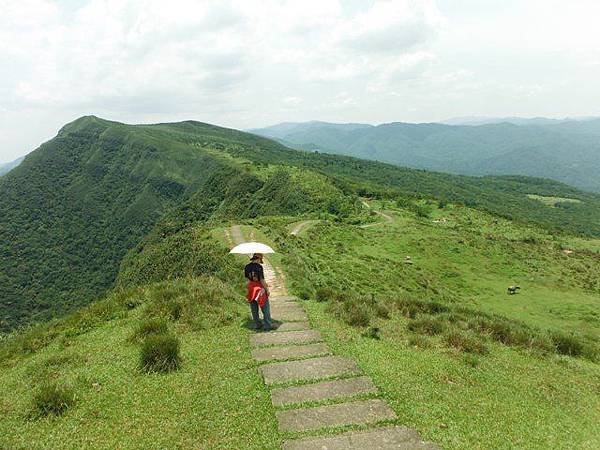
[1,0,599,162]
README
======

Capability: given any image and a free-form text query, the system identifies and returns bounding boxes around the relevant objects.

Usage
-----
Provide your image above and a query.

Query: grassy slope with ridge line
[1,116,600,448]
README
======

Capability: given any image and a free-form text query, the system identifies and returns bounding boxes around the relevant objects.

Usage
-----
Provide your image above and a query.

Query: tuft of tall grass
[551,332,586,357]
[444,331,489,355]
[140,334,181,373]
[408,316,447,336]
[328,296,372,327]
[130,318,168,342]
[31,382,75,417]
[407,334,431,348]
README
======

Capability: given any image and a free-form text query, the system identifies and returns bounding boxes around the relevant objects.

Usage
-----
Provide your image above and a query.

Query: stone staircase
[232,226,440,449]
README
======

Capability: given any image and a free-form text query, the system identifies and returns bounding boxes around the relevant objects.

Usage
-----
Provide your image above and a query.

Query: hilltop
[250,119,600,192]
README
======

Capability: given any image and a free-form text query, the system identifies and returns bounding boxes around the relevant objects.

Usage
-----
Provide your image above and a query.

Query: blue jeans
[250,299,272,330]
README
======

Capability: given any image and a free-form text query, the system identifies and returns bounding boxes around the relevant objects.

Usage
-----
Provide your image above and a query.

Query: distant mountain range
[0,156,25,176]
[249,118,600,192]
[439,116,599,126]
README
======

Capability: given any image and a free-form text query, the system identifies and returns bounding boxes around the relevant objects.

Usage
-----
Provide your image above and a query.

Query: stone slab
[271,296,299,302]
[270,309,308,322]
[276,399,397,432]
[282,426,440,450]
[251,343,330,362]
[250,330,322,348]
[270,303,305,314]
[261,356,361,386]
[272,322,310,332]
[271,376,377,407]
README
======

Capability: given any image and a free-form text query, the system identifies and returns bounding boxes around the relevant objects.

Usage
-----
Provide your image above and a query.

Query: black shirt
[244,262,264,282]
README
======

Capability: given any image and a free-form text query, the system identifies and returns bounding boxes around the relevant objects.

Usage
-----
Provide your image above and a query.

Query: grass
[527,194,582,207]
[273,200,600,341]
[139,334,181,373]
[31,382,75,417]
[130,318,168,341]
[0,292,279,449]
[443,330,489,355]
[245,202,600,448]
[302,299,600,449]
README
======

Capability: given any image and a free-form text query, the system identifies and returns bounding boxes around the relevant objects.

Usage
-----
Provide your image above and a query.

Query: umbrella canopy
[229,241,275,255]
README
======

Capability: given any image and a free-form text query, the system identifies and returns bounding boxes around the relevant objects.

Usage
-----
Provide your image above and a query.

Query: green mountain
[3,116,600,332]
[1,116,599,449]
[250,119,600,192]
[0,156,25,176]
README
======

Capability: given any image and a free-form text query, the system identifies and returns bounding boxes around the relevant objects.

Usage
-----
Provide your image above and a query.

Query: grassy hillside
[3,115,600,336]
[1,132,600,449]
[251,120,600,192]
[0,158,364,448]
[2,194,599,448]
[0,244,280,449]
[0,117,241,331]
[252,201,600,449]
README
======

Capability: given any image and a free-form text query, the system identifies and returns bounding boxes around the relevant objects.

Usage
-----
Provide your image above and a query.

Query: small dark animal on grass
[507,285,520,295]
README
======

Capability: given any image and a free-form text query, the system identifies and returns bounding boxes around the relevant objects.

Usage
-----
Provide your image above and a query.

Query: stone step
[272,322,311,332]
[276,399,397,432]
[270,303,305,313]
[251,343,330,362]
[250,330,322,348]
[271,376,377,407]
[271,296,299,302]
[271,308,308,322]
[261,356,361,386]
[270,301,304,311]
[282,426,440,450]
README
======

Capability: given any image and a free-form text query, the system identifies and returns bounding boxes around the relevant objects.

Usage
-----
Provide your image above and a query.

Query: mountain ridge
[250,119,600,192]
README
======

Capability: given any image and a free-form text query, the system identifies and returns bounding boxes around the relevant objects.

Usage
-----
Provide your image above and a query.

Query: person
[245,253,272,331]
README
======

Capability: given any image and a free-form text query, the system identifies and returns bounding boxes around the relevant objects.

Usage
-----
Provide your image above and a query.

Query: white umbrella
[229,241,275,255]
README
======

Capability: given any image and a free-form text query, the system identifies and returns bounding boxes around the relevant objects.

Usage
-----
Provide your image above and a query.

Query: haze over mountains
[250,118,600,192]
[0,156,25,176]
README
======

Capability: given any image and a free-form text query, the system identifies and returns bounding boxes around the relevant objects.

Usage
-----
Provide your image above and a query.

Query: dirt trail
[360,201,393,228]
[290,220,319,236]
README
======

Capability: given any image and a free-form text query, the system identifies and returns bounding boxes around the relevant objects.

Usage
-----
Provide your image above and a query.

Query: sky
[1,0,600,163]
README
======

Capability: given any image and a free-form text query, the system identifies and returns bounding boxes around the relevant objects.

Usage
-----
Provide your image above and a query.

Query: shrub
[411,203,433,218]
[407,316,447,336]
[131,318,168,341]
[140,334,181,373]
[31,382,75,417]
[444,331,488,355]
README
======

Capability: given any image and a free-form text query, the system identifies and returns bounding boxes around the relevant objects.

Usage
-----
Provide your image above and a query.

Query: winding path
[290,220,319,236]
[360,200,393,228]
[231,225,439,449]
